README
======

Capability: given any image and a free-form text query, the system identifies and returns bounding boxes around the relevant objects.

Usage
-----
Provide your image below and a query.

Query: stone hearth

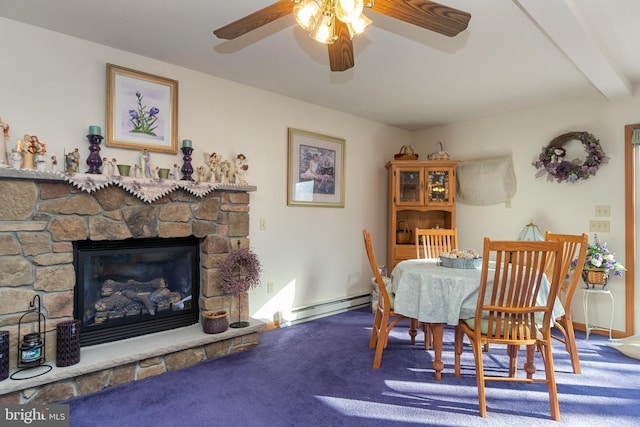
[0,170,261,403]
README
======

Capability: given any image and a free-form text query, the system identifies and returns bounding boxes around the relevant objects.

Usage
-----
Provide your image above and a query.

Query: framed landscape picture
[106,64,178,154]
[287,128,345,207]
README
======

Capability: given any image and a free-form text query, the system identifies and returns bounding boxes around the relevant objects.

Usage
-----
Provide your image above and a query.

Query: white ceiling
[1,0,638,130]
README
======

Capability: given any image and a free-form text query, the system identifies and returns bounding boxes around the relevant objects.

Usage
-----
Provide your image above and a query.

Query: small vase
[21,152,34,169]
[56,319,81,367]
[203,310,228,334]
[117,164,131,176]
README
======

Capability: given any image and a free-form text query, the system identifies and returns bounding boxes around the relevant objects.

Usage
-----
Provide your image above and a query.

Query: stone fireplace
[0,170,262,404]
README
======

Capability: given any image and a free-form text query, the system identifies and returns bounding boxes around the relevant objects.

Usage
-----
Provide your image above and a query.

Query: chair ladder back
[476,239,564,342]
[363,229,391,311]
[415,228,458,259]
[544,232,589,309]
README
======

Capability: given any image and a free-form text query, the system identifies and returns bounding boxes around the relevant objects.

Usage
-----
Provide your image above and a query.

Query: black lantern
[11,295,52,379]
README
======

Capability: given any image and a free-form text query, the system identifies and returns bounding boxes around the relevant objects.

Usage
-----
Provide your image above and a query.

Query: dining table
[390,258,564,381]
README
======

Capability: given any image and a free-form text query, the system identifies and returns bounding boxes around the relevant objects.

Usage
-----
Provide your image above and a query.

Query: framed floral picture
[106,64,178,154]
[287,128,345,207]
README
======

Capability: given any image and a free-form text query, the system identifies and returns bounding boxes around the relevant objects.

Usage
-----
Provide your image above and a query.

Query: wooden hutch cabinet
[385,160,459,270]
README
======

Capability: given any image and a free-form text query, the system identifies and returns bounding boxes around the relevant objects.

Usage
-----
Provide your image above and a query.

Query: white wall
[0,18,412,324]
[413,93,640,333]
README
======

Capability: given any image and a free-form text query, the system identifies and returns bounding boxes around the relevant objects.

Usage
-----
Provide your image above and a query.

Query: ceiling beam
[516,0,632,100]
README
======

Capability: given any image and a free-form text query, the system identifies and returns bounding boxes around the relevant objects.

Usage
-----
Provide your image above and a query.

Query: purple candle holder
[181,146,194,181]
[86,134,103,174]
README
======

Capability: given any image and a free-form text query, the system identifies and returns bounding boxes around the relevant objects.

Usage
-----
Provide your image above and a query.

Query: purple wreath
[219,248,263,294]
[532,131,609,183]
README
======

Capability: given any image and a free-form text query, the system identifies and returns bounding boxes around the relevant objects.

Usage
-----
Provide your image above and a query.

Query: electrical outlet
[589,220,610,233]
[267,281,274,293]
[259,218,267,231]
[595,205,610,217]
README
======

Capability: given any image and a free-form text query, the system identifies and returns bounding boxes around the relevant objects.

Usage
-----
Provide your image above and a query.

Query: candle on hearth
[88,125,101,136]
[182,139,192,148]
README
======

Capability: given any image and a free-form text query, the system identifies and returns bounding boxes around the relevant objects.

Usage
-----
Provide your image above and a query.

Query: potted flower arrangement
[573,234,625,288]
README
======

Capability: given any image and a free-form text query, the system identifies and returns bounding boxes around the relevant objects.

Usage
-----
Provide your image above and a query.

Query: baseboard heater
[281,293,371,327]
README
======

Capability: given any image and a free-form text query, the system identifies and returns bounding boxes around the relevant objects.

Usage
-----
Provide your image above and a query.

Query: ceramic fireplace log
[101,277,167,296]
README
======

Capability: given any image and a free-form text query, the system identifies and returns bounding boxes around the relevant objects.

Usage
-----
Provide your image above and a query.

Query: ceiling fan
[213,0,471,72]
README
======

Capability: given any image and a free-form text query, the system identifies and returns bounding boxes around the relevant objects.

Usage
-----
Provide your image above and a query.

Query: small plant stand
[582,287,614,340]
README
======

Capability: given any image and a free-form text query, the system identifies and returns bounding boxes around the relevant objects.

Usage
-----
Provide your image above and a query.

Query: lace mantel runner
[65,173,250,203]
[0,168,254,203]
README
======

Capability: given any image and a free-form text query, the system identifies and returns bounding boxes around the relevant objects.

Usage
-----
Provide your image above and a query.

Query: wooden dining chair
[454,238,565,421]
[363,229,421,369]
[544,231,589,374]
[415,228,458,259]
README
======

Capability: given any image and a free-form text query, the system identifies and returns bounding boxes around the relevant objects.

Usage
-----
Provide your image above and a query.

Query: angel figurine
[203,152,220,182]
[172,163,181,180]
[197,165,208,182]
[234,153,248,185]
[219,160,231,184]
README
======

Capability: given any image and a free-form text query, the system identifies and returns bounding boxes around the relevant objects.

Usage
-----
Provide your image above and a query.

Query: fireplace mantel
[0,168,257,202]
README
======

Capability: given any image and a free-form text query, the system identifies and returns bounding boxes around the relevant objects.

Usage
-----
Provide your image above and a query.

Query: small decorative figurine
[196,165,207,182]
[133,163,141,178]
[203,152,220,183]
[112,158,120,176]
[140,149,151,178]
[172,163,181,180]
[65,148,80,173]
[219,160,231,184]
[50,155,58,172]
[18,135,39,169]
[0,116,9,167]
[36,154,46,171]
[9,148,22,169]
[234,153,248,185]
[101,157,109,175]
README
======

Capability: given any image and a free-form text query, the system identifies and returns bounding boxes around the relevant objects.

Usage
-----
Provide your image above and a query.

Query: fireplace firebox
[74,236,200,346]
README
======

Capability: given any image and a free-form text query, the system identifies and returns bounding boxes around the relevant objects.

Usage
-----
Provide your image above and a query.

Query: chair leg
[471,338,487,418]
[454,325,464,377]
[540,341,561,421]
[422,323,432,350]
[372,312,391,369]
[409,318,418,345]
[507,345,519,377]
[369,309,383,349]
[557,317,581,374]
[524,344,536,380]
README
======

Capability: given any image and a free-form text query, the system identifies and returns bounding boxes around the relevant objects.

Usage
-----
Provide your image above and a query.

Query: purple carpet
[66,308,640,426]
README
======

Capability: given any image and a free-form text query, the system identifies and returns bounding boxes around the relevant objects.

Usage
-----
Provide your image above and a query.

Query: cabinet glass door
[398,169,423,204]
[427,170,450,203]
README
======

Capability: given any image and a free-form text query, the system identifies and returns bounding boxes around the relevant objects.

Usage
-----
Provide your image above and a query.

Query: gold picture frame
[106,64,178,154]
[287,128,345,207]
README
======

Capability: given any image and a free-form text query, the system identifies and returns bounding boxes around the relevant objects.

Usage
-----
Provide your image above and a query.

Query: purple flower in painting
[128,92,159,136]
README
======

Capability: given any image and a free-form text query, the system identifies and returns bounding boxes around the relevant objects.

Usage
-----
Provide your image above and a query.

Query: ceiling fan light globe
[294,1,322,31]
[335,0,364,24]
[347,13,372,38]
[310,14,336,44]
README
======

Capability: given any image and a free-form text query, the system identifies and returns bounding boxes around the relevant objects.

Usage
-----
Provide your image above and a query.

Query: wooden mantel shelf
[0,167,257,202]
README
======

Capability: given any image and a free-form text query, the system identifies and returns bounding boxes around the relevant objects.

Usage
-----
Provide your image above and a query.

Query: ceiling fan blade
[328,20,355,72]
[371,0,471,37]
[213,0,295,40]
